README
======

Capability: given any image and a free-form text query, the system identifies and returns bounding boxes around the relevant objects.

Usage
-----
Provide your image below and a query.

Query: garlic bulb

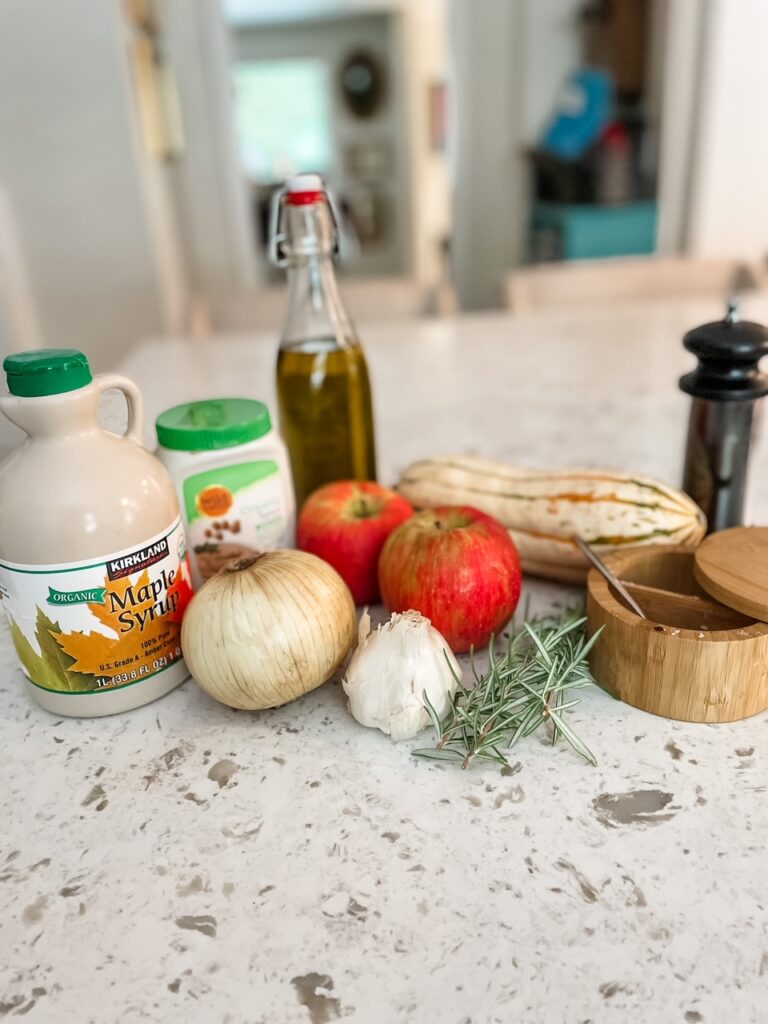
[343,610,461,741]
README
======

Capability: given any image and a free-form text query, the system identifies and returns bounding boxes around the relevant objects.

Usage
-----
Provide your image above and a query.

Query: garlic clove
[357,608,372,646]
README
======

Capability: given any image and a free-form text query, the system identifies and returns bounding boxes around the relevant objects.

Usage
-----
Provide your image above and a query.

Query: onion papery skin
[181,550,357,710]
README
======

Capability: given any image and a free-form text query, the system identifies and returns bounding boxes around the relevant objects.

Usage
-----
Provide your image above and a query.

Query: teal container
[530,200,658,261]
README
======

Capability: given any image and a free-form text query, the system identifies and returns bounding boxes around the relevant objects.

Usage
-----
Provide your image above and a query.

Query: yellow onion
[181,550,356,710]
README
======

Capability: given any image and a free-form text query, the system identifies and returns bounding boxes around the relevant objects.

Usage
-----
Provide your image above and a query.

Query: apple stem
[352,495,377,519]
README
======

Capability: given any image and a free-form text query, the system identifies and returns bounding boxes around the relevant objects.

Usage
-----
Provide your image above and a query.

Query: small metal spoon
[574,536,647,619]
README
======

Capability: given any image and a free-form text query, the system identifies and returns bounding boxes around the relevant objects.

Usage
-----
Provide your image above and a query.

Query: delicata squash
[396,455,707,584]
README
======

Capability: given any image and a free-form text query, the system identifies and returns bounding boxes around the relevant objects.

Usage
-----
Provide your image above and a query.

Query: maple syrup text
[108,568,180,633]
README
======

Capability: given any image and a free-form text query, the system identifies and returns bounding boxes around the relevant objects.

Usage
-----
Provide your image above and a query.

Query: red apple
[298,481,414,604]
[378,505,522,653]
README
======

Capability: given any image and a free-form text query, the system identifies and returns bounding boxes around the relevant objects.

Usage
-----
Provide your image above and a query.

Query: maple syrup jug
[0,350,191,717]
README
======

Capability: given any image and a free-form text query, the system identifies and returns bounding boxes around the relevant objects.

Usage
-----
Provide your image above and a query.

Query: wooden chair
[505,256,759,313]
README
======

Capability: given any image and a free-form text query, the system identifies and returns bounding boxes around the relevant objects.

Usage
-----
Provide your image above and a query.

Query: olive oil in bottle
[277,339,376,505]
[271,175,377,506]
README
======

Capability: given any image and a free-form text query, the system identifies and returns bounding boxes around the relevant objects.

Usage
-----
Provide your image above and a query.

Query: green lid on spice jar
[4,349,93,397]
[156,398,272,451]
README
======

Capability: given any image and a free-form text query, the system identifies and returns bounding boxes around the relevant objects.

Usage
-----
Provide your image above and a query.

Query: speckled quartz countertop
[4,298,768,1024]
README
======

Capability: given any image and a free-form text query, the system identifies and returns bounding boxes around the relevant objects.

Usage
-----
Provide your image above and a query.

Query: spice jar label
[0,519,192,695]
[182,460,289,581]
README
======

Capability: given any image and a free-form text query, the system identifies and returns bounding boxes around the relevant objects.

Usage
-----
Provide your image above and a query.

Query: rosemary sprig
[413,610,602,770]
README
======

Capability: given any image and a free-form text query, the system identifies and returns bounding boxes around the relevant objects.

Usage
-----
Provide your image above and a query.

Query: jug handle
[94,374,144,445]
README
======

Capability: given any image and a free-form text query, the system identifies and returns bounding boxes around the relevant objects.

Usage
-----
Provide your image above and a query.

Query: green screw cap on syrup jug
[0,349,192,718]
[3,348,93,397]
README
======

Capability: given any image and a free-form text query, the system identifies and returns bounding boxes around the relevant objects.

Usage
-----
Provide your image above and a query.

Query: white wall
[450,0,582,309]
[653,0,704,255]
[522,0,582,142]
[162,0,264,306]
[449,1,526,310]
[0,188,42,354]
[400,0,451,287]
[0,0,166,369]
[684,0,768,261]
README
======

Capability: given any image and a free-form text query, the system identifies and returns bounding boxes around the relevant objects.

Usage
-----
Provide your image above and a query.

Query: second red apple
[378,505,522,653]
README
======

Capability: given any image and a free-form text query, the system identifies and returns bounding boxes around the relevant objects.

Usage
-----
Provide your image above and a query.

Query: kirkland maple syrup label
[0,520,193,694]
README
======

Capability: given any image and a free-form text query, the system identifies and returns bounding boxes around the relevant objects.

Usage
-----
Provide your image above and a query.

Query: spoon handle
[575,536,647,620]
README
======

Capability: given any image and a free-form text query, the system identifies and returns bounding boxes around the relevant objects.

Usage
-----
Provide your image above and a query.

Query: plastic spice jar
[156,398,295,588]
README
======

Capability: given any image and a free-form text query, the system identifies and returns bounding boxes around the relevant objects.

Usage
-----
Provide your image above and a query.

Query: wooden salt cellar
[586,528,768,723]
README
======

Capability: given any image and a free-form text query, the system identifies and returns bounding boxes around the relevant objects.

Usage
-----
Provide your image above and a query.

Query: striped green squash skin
[396,455,707,584]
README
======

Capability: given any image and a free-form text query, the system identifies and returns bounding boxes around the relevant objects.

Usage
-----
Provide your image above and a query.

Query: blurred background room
[1,0,767,366]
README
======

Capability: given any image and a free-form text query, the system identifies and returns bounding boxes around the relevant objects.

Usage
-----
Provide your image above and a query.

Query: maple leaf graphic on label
[53,569,184,679]
[88,570,151,634]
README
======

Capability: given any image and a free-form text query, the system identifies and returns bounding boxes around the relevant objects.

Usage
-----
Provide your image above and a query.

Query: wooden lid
[694,527,768,621]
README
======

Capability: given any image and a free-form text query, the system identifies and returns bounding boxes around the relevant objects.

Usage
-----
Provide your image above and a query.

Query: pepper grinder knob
[680,301,768,402]
[680,302,768,533]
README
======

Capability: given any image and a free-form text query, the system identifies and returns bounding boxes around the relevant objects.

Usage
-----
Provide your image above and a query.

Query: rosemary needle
[413,609,602,770]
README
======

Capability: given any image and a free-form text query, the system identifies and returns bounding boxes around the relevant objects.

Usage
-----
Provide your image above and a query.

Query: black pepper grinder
[680,301,768,533]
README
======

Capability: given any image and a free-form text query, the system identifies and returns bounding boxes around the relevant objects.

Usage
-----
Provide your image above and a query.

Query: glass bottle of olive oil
[271,175,377,507]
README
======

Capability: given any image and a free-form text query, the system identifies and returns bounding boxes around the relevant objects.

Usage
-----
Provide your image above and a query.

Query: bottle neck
[281,253,356,348]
